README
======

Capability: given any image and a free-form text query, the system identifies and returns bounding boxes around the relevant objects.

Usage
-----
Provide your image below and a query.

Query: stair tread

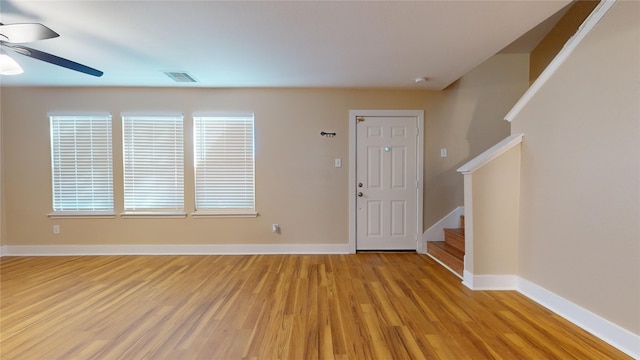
[427,241,463,276]
[426,215,466,277]
[428,241,464,260]
[444,228,464,236]
[443,228,465,252]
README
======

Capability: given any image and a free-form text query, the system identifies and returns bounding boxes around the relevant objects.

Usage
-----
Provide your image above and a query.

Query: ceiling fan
[0,22,103,77]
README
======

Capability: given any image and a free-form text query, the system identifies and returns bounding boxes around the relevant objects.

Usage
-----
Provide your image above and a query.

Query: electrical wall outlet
[272,224,280,233]
[53,225,60,234]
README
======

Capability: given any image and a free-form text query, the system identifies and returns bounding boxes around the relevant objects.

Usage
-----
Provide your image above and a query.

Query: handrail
[504,0,616,122]
[457,133,524,175]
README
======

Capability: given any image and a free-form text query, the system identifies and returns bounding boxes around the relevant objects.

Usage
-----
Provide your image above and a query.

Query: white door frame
[348,110,424,253]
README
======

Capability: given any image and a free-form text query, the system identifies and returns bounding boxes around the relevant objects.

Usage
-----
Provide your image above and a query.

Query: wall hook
[320,131,336,138]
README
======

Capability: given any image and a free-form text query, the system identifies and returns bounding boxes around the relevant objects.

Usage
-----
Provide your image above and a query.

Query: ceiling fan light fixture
[0,53,23,75]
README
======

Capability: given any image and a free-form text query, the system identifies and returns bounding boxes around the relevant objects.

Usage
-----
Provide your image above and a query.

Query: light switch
[335,158,342,168]
[440,148,448,158]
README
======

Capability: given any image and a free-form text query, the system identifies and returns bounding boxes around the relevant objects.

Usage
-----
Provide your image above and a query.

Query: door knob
[358,192,363,197]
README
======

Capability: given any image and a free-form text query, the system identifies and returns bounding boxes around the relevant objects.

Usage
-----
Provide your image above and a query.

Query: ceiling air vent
[163,71,197,83]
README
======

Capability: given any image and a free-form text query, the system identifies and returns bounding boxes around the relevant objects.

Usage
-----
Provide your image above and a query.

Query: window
[122,114,184,214]
[193,114,255,215]
[49,114,114,214]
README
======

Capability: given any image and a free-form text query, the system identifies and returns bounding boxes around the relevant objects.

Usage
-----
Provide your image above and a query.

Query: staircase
[427,216,465,276]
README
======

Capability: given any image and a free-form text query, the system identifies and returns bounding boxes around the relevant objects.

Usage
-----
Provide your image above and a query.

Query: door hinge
[357,117,365,123]
[416,127,419,136]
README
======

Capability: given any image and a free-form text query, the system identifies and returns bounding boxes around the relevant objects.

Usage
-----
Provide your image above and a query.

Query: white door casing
[349,110,424,252]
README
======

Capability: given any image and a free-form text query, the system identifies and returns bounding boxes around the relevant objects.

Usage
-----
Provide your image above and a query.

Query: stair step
[444,228,465,252]
[427,241,463,276]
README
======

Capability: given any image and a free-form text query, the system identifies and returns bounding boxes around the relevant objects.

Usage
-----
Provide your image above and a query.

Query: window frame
[121,113,186,217]
[48,113,115,217]
[192,113,257,218]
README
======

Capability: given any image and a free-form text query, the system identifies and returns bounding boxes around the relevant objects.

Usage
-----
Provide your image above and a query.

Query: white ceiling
[0,0,572,90]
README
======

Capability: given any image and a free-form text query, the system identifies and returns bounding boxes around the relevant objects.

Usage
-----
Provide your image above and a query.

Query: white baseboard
[462,270,639,359]
[0,243,351,256]
[462,270,517,290]
[517,278,639,359]
[421,206,464,253]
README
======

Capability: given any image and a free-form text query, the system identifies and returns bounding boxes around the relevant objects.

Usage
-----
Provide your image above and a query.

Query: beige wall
[2,88,421,246]
[423,53,529,227]
[470,144,520,275]
[512,1,639,334]
[0,54,527,248]
[529,0,599,83]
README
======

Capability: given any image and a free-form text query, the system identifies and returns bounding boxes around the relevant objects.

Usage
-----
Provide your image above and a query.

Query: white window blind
[194,114,255,214]
[50,114,114,213]
[122,114,184,212]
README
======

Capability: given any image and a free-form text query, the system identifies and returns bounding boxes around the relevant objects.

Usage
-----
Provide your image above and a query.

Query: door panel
[391,201,406,236]
[367,201,383,236]
[356,116,418,251]
[391,146,406,188]
[367,147,382,189]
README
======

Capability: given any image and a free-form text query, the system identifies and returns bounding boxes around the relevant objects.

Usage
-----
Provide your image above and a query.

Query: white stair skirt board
[462,271,639,359]
[0,244,351,256]
[421,206,464,254]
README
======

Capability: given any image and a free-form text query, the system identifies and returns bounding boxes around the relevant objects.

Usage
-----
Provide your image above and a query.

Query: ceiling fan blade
[7,44,103,77]
[0,23,59,43]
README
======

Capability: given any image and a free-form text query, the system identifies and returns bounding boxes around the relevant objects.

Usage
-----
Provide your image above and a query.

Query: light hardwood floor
[0,254,631,359]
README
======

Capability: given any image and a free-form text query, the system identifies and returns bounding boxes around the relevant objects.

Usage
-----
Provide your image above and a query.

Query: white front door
[355,115,421,251]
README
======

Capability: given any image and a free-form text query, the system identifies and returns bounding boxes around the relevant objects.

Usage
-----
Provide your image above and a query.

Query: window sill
[121,212,187,219]
[48,212,116,219]
[192,211,258,218]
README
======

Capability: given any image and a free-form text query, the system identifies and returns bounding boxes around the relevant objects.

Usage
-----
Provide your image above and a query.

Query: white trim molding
[462,271,518,291]
[0,243,351,256]
[120,212,187,219]
[457,133,523,175]
[461,272,639,359]
[504,0,617,122]
[48,212,116,219]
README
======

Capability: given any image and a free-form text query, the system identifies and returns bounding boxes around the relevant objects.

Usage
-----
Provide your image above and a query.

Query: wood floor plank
[0,254,632,359]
